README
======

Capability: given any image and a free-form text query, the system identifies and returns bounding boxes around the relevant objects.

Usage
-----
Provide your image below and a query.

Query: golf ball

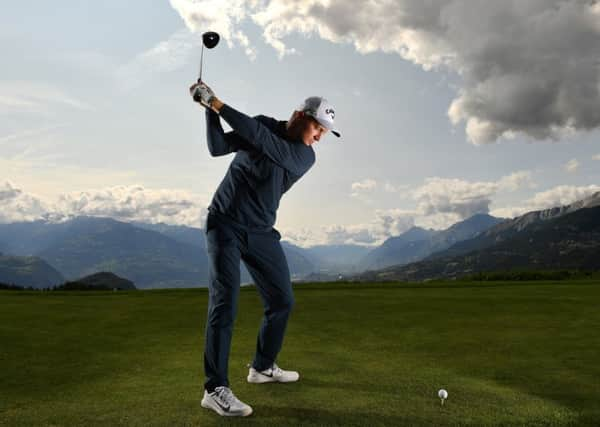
[438,389,448,399]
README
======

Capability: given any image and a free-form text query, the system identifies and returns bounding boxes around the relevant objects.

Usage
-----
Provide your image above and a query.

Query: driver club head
[202,31,220,49]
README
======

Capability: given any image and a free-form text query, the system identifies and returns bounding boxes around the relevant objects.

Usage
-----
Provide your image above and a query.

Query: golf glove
[191,82,216,108]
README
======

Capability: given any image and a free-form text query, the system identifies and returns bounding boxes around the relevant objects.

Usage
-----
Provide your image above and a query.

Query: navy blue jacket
[205,104,316,231]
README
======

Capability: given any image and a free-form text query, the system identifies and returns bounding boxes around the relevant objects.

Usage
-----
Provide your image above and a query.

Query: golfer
[189,81,340,417]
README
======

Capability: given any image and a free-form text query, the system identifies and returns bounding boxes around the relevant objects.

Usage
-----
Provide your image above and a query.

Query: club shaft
[198,44,204,83]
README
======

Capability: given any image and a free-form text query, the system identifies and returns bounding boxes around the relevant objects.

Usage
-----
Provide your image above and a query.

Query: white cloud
[413,177,492,219]
[322,224,379,245]
[497,171,536,191]
[350,179,410,202]
[54,185,209,227]
[525,184,600,210]
[489,205,531,220]
[491,184,600,218]
[0,183,210,227]
[287,180,600,245]
[592,153,600,161]
[169,0,258,58]
[351,178,377,192]
[282,208,415,247]
[120,2,259,88]
[411,171,535,221]
[0,182,49,223]
[170,1,600,144]
[383,181,410,193]
[414,212,463,230]
[286,171,537,245]
[0,81,93,115]
[564,158,580,173]
[350,178,377,197]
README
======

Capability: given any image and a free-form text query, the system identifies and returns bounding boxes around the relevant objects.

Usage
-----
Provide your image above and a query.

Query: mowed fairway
[1,281,599,426]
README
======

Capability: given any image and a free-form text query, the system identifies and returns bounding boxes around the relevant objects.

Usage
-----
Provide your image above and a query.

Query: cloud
[0,124,69,145]
[321,224,380,245]
[414,212,467,230]
[116,29,203,90]
[0,81,93,115]
[282,208,415,247]
[351,178,377,192]
[285,171,536,245]
[525,184,600,210]
[170,1,600,144]
[497,171,536,191]
[169,0,258,59]
[564,158,580,173]
[0,183,210,227]
[0,182,48,223]
[115,25,255,90]
[350,178,377,199]
[491,184,600,218]
[489,205,532,219]
[592,153,600,161]
[411,171,535,221]
[285,179,600,246]
[383,181,410,193]
[0,182,21,201]
[350,179,410,203]
[120,2,259,88]
[413,177,493,219]
[54,185,209,226]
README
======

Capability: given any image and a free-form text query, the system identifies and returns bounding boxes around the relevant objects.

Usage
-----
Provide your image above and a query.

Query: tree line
[0,281,130,291]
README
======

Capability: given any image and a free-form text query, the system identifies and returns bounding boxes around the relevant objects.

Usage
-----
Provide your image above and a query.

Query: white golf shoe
[247,362,300,383]
[201,386,253,417]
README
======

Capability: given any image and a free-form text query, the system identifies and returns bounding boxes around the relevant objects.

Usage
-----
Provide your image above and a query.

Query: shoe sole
[247,373,300,384]
[201,398,253,417]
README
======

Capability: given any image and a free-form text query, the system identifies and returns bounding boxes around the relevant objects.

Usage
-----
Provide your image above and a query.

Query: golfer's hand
[189,81,215,108]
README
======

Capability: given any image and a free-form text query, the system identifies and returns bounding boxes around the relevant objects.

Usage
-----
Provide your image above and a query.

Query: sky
[1,0,600,247]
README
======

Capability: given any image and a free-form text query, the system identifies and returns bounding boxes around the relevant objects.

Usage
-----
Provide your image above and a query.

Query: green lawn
[1,280,599,426]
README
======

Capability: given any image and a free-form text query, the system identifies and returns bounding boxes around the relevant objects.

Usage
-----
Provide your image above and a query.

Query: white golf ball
[438,389,448,399]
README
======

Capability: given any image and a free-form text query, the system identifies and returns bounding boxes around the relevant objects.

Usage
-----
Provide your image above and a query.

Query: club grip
[193,79,202,103]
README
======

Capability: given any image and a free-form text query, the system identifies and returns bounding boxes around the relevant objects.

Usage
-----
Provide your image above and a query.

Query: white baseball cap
[298,96,341,138]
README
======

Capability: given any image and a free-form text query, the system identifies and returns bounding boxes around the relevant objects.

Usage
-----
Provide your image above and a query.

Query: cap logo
[325,108,335,120]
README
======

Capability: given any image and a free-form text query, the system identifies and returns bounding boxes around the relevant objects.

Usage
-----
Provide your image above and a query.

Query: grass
[1,280,599,426]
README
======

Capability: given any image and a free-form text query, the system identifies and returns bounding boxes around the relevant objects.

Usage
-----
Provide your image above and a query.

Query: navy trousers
[203,213,294,392]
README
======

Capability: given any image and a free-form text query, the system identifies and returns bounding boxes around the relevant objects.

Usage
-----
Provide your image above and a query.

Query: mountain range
[0,252,65,288]
[0,217,319,288]
[59,272,137,291]
[357,192,600,281]
[1,191,598,288]
[429,191,600,260]
[357,213,504,271]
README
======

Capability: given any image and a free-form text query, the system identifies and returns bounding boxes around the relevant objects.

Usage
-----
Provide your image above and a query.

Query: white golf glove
[190,81,216,108]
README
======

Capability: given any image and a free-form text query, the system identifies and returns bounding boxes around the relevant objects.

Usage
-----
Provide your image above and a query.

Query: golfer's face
[301,117,328,146]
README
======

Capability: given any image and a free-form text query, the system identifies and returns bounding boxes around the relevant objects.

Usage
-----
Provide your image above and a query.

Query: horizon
[3,186,599,250]
[2,1,600,247]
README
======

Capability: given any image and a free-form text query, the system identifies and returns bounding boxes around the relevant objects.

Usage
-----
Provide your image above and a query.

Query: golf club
[198,31,219,82]
[193,31,220,103]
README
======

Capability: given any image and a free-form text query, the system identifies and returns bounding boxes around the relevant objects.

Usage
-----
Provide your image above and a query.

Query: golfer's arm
[205,108,245,156]
[212,100,315,176]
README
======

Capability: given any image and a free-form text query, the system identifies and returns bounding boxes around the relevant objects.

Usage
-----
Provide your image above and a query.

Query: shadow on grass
[300,377,385,394]
[239,405,411,426]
